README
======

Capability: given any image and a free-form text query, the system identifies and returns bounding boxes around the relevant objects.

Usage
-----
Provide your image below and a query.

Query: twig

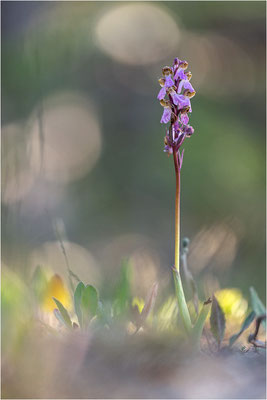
[248,314,266,349]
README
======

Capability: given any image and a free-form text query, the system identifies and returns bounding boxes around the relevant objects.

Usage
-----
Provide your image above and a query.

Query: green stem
[172,149,192,335]
[173,150,180,272]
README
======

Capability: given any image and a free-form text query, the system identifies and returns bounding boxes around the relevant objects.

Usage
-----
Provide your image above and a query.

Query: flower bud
[186,71,192,81]
[166,85,174,94]
[179,61,188,70]
[184,89,196,98]
[184,125,194,137]
[158,78,165,87]
[162,66,172,76]
[182,237,190,249]
[181,106,190,114]
[166,87,171,95]
[160,99,169,107]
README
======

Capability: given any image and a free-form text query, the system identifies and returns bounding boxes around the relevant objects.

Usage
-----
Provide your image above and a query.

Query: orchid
[158,58,210,343]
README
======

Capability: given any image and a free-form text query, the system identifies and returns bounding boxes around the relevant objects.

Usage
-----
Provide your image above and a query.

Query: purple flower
[177,95,191,111]
[173,57,180,68]
[164,144,173,155]
[170,91,180,106]
[178,79,195,94]
[174,68,187,81]
[157,86,166,100]
[157,74,175,100]
[165,75,174,87]
[160,107,171,124]
[180,113,189,125]
[184,125,194,137]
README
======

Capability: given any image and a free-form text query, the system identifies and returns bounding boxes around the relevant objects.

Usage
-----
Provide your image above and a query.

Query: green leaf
[81,285,98,322]
[172,268,192,335]
[210,295,225,347]
[229,310,256,347]
[250,287,266,329]
[113,259,132,316]
[53,297,72,328]
[74,281,85,327]
[192,298,212,347]
[54,308,66,326]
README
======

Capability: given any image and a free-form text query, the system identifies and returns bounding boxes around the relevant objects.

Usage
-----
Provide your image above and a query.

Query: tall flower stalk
[157,58,200,336]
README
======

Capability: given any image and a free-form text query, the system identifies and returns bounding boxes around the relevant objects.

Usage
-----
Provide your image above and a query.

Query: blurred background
[2,1,266,301]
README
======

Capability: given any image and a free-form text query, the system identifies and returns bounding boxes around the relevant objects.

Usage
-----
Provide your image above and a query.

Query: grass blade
[250,287,266,329]
[229,310,256,347]
[53,297,72,328]
[192,298,212,348]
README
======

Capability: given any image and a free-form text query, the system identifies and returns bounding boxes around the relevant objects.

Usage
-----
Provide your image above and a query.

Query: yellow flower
[132,297,145,314]
[215,288,248,320]
[42,274,71,312]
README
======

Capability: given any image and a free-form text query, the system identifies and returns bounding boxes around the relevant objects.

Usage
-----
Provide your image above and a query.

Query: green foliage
[81,285,99,325]
[74,281,86,327]
[192,299,212,346]
[229,311,256,347]
[31,265,48,302]
[112,260,132,317]
[210,295,226,348]
[172,268,192,335]
[73,282,99,329]
[2,268,32,352]
[26,261,266,354]
[250,287,266,329]
[53,298,72,328]
[54,308,69,327]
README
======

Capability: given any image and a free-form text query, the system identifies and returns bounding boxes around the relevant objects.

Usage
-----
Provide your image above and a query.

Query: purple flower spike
[160,107,171,124]
[158,57,196,165]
